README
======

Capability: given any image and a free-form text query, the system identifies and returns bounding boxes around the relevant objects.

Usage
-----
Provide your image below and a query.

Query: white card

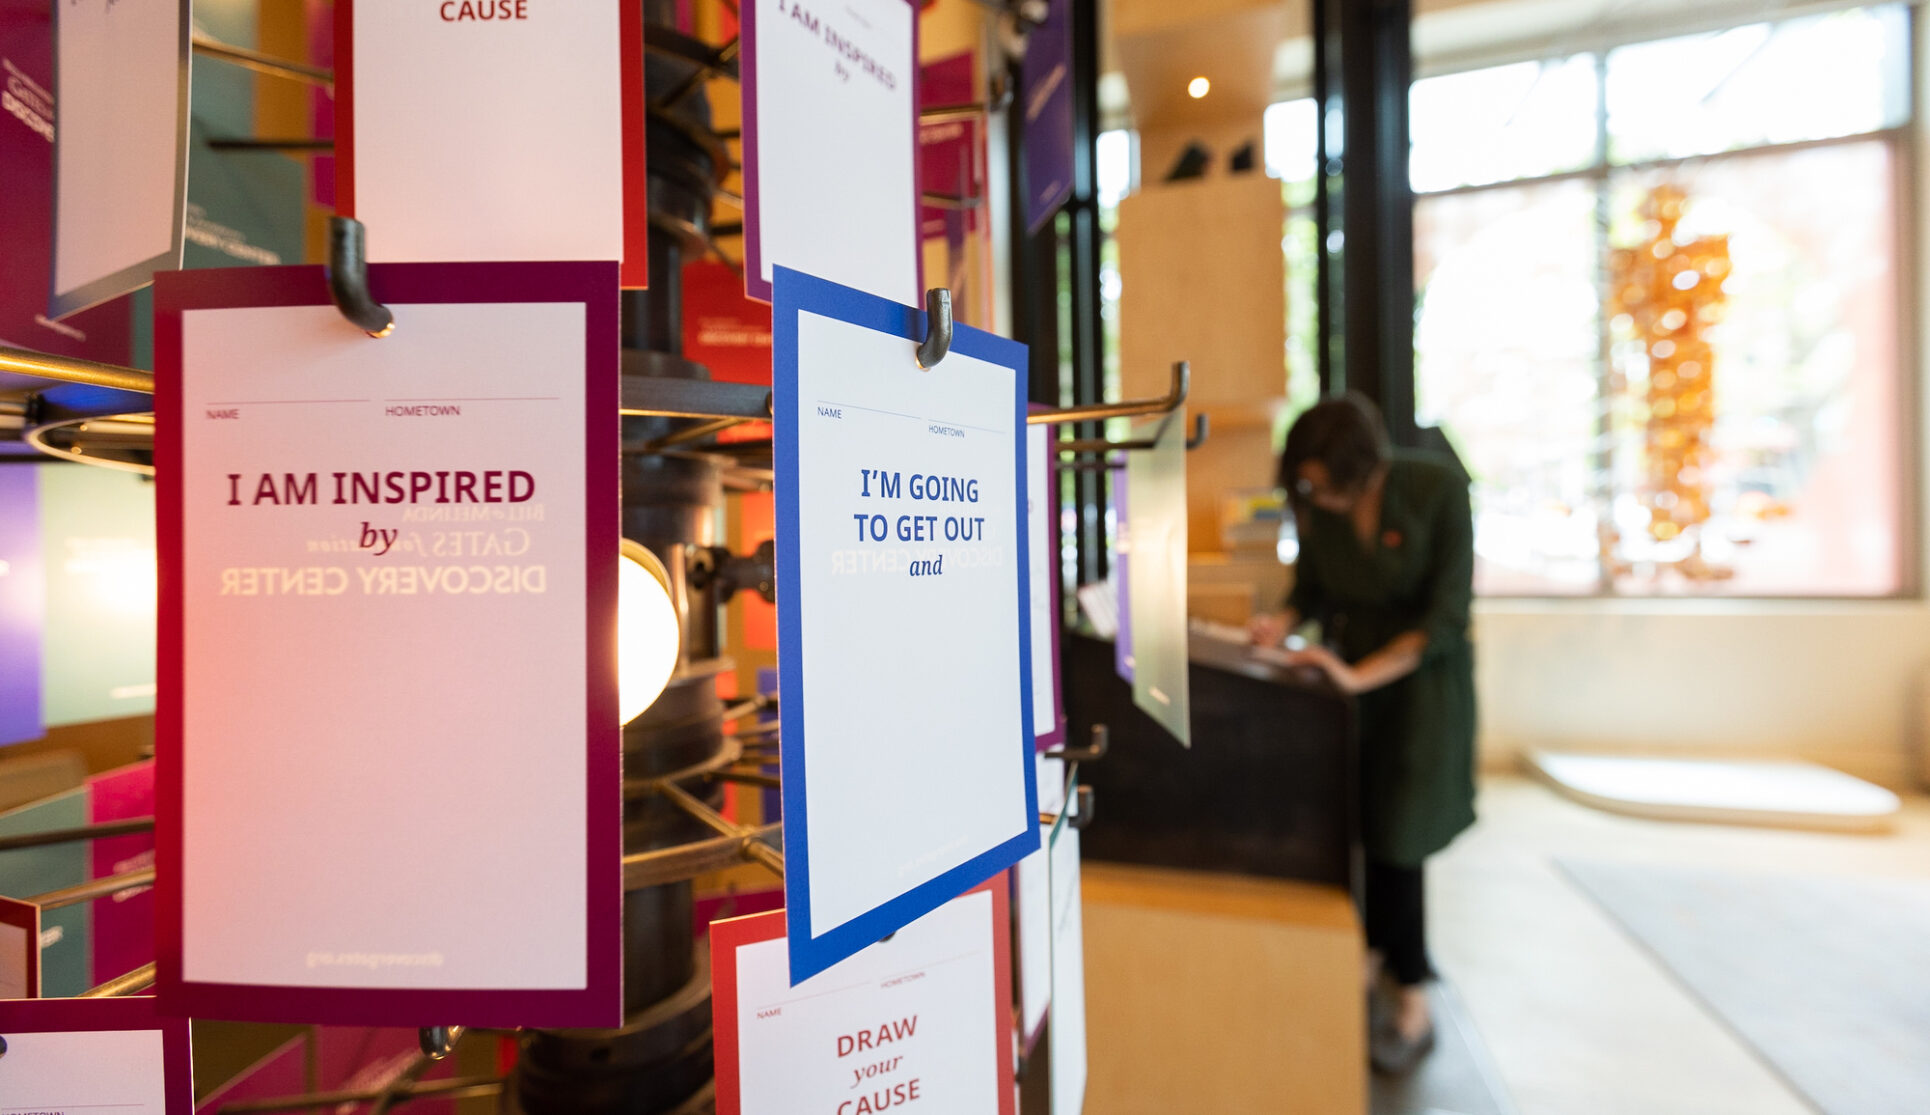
[338,0,645,283]
[1027,423,1065,746]
[1049,824,1087,1115]
[710,881,1015,1115]
[49,0,188,318]
[742,0,920,304]
[154,262,622,1028]
[0,998,192,1115]
[774,266,1038,982]
[1013,755,1063,1048]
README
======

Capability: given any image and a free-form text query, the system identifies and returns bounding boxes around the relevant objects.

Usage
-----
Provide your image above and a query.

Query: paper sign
[49,0,189,319]
[742,0,920,304]
[38,465,157,727]
[774,265,1039,982]
[1123,413,1190,745]
[1012,754,1065,1052]
[1026,421,1065,749]
[1048,824,1086,1115]
[684,260,775,385]
[153,262,621,1027]
[1020,0,1074,234]
[0,895,37,999]
[337,0,648,286]
[0,1,135,361]
[0,996,193,1114]
[711,878,1016,1115]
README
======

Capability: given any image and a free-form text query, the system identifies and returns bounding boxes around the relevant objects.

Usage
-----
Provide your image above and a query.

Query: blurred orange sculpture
[1607,184,1732,577]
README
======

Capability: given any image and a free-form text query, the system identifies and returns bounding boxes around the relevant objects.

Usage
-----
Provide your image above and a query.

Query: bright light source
[618,539,680,723]
[1187,76,1210,99]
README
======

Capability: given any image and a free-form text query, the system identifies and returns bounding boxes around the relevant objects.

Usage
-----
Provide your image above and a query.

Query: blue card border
[773,264,1040,985]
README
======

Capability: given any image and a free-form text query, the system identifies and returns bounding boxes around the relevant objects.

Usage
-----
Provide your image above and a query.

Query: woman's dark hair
[1278,392,1390,504]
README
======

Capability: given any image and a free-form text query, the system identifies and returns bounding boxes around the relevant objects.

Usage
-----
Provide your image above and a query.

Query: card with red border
[334,0,648,287]
[711,876,1016,1115]
[0,996,195,1114]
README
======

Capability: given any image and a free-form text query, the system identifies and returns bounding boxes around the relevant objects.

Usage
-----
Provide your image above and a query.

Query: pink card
[334,0,649,287]
[89,760,157,987]
[710,877,1016,1115]
[0,996,194,1114]
[153,262,622,1028]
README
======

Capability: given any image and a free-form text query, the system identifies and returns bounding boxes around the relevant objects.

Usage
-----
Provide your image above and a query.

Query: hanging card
[335,0,648,285]
[48,0,189,319]
[0,996,194,1115]
[0,895,37,999]
[710,877,1016,1115]
[774,265,1038,983]
[1048,822,1086,1115]
[153,262,621,1027]
[1026,418,1065,749]
[742,0,920,304]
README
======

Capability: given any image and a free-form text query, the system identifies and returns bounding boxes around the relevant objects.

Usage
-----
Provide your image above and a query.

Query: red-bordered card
[711,876,1016,1115]
[334,0,648,287]
[0,996,195,1114]
[0,895,39,1000]
[152,262,622,1027]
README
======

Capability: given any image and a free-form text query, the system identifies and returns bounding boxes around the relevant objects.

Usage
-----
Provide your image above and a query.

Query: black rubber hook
[0,1033,8,1058]
[915,288,953,369]
[327,216,395,338]
[418,1025,463,1060]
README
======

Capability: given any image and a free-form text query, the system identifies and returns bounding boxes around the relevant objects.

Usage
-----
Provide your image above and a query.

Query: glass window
[1416,181,1605,594]
[1410,56,1601,192]
[1602,141,1902,595]
[1605,6,1909,163]
[1410,4,1910,597]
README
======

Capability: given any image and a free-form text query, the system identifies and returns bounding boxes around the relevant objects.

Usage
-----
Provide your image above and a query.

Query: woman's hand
[1279,644,1363,694]
[1248,611,1290,647]
[1253,642,1363,693]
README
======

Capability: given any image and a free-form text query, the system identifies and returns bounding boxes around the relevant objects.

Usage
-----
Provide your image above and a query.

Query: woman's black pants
[1363,858,1433,987]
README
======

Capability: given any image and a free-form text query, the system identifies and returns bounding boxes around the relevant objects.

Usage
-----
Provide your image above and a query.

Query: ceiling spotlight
[1187,76,1210,99]
[618,538,681,723]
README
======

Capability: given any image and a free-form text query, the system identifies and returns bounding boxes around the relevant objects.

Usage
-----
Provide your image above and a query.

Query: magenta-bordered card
[152,262,622,1028]
[0,996,195,1114]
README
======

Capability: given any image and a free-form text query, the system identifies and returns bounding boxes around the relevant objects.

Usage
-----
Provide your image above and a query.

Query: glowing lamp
[1187,76,1210,99]
[618,539,680,723]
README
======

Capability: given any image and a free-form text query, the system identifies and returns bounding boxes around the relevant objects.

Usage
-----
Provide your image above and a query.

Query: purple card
[0,467,42,747]
[1021,0,1075,234]
[741,0,921,305]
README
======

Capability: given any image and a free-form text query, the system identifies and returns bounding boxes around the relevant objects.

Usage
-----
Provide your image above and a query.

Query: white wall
[1472,601,1930,788]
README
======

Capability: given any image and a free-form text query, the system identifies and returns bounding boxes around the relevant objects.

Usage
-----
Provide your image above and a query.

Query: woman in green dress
[1249,393,1477,1074]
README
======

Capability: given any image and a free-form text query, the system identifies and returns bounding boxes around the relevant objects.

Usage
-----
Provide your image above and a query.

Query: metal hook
[0,1033,8,1058]
[915,288,953,369]
[1028,361,1189,425]
[418,1025,464,1061]
[1058,412,1207,455]
[327,216,395,338]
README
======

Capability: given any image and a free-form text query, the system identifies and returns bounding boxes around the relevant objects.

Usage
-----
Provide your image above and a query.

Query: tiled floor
[1427,773,1930,1115]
